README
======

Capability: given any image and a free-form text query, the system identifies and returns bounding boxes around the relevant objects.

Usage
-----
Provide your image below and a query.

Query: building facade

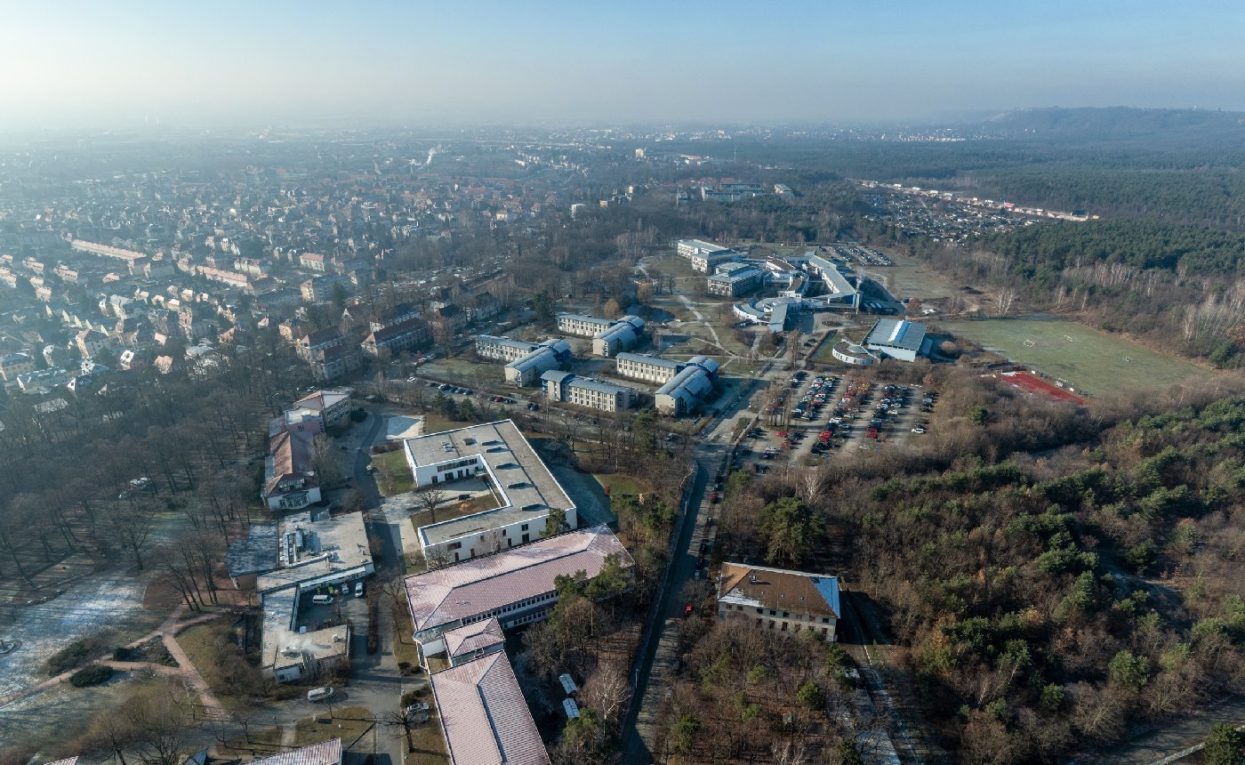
[541,370,635,412]
[716,562,841,641]
[654,355,719,416]
[614,352,681,384]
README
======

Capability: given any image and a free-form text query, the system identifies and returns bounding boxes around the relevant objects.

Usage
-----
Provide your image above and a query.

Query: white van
[307,686,334,702]
[311,594,333,605]
[354,581,364,598]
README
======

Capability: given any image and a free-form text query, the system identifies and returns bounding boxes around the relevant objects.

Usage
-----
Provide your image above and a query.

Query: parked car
[311,594,334,605]
[354,581,364,598]
[307,686,334,702]
[683,602,695,618]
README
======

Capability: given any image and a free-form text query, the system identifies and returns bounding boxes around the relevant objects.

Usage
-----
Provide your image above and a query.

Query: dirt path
[0,607,230,715]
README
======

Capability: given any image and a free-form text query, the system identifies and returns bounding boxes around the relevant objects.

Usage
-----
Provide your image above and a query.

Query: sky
[2,0,1244,130]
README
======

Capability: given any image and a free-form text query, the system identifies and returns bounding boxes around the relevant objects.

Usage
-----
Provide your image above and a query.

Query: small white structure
[831,340,876,366]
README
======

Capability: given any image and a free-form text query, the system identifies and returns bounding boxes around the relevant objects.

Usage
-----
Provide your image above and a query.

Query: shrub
[69,664,114,687]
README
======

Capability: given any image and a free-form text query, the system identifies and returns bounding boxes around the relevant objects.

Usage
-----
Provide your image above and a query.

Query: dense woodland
[706,365,1245,763]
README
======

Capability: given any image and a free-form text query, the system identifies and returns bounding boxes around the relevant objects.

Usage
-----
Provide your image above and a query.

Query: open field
[594,473,651,498]
[860,248,962,302]
[943,317,1208,396]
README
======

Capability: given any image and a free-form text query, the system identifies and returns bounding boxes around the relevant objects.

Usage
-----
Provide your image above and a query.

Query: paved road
[619,357,780,764]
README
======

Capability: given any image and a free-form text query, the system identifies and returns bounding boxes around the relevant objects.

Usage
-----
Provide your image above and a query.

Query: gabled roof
[404,525,630,633]
[718,562,841,619]
[249,739,342,765]
[431,653,549,765]
[444,616,505,659]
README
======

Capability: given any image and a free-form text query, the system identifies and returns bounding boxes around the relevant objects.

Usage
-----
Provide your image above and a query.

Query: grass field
[944,318,1207,396]
[594,473,651,498]
[374,448,416,496]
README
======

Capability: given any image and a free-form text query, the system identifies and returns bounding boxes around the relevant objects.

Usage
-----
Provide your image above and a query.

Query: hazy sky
[3,0,1244,130]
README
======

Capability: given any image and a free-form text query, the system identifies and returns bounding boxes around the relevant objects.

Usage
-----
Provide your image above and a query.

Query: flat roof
[405,420,575,546]
[557,312,612,326]
[404,525,630,633]
[260,587,350,672]
[257,510,374,593]
[431,652,550,765]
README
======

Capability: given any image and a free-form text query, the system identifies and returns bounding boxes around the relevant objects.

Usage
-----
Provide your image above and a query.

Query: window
[769,610,776,616]
[822,617,830,624]
[782,611,789,618]
[447,542,462,551]
[521,523,529,531]
[755,607,762,614]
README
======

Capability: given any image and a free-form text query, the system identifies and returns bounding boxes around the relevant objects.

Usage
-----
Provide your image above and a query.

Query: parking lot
[733,370,939,472]
[296,581,369,633]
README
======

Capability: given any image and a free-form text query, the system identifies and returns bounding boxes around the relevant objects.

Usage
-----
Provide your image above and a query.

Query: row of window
[728,603,833,624]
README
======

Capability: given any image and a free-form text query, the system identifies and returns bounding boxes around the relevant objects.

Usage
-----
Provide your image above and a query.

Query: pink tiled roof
[250,739,341,765]
[444,616,505,658]
[431,653,549,765]
[404,525,630,633]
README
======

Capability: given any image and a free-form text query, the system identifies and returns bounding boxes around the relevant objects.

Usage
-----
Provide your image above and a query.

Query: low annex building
[402,420,577,564]
[540,370,635,412]
[716,563,841,640]
[248,740,342,765]
[404,524,631,662]
[255,510,375,682]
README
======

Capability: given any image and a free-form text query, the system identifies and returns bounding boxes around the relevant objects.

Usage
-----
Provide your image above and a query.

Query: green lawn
[374,448,416,496]
[944,318,1208,396]
[809,332,840,363]
[594,473,651,498]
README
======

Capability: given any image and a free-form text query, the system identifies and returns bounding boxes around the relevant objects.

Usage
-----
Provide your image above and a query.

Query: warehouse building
[863,319,931,362]
[655,355,719,416]
[504,338,571,386]
[541,370,635,412]
[614,352,681,384]
[402,420,577,564]
[592,315,645,356]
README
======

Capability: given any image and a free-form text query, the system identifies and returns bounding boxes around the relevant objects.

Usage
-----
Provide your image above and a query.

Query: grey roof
[540,369,574,384]
[568,376,631,395]
[225,523,279,577]
[864,319,928,352]
[404,420,575,546]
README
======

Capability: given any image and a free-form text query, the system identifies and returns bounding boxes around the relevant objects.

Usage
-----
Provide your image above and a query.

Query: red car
[683,602,695,617]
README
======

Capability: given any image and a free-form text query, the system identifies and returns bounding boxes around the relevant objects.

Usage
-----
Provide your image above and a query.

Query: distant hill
[976,107,1245,145]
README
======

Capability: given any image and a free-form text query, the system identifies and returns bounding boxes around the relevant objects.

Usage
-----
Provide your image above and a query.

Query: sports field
[944,318,1207,396]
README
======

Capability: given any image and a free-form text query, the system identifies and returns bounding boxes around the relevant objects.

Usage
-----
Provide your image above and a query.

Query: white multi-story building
[614,352,681,384]
[707,262,765,297]
[475,334,542,363]
[676,238,744,272]
[402,420,577,564]
[541,371,635,412]
[556,313,614,337]
[716,562,841,641]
